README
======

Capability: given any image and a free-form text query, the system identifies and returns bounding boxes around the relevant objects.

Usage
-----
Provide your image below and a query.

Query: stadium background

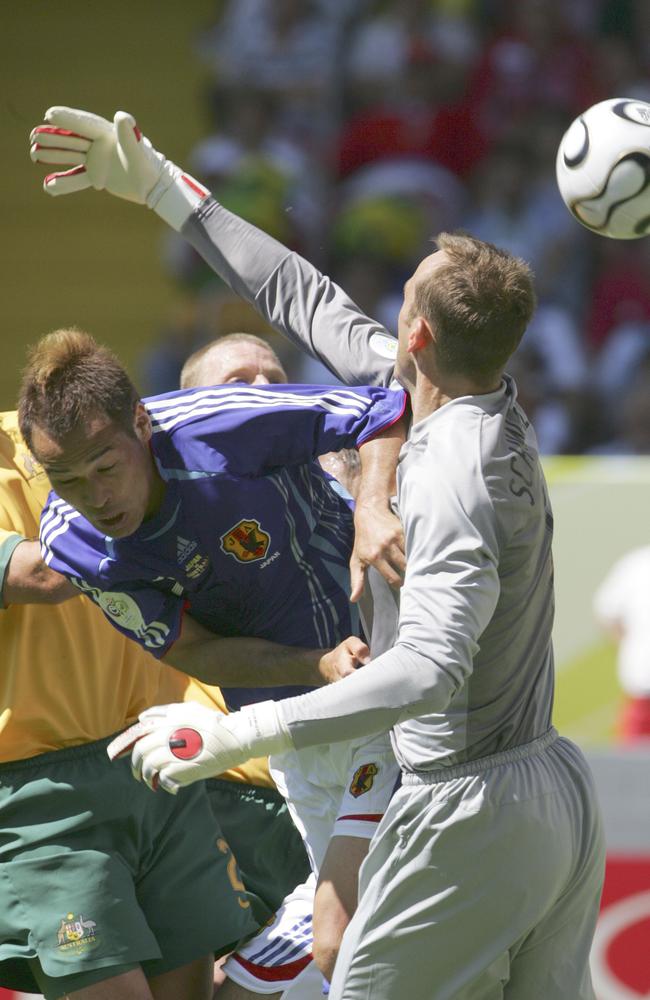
[2,2,649,997]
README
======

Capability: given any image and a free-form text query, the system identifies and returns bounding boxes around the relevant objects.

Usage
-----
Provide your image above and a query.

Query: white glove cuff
[150,161,209,231]
[239,700,293,757]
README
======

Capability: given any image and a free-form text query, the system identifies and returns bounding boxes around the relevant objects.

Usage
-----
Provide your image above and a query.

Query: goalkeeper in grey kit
[32,108,606,999]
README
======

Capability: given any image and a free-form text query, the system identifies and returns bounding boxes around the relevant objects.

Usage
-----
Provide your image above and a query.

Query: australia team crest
[220,519,271,563]
[56,912,99,953]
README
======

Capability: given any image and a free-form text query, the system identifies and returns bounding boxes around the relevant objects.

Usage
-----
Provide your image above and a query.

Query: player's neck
[411,372,502,425]
[143,460,167,521]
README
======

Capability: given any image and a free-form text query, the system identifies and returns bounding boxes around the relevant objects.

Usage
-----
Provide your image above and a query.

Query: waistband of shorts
[401,727,559,785]
[0,731,124,774]
[205,776,284,803]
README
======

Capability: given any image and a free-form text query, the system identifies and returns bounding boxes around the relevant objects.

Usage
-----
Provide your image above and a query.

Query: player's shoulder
[144,382,303,435]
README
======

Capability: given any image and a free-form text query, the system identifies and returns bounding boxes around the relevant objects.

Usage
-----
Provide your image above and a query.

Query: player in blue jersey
[17,327,405,999]
[19,329,404,693]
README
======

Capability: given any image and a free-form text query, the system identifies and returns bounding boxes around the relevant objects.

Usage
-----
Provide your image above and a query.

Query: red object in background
[618,697,650,744]
[591,855,650,999]
[586,253,650,351]
[337,100,488,180]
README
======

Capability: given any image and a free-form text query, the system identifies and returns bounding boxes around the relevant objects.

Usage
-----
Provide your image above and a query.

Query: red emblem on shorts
[169,727,203,760]
[220,519,271,563]
[349,763,379,798]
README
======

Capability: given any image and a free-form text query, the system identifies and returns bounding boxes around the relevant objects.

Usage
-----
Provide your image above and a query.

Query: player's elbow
[312,932,341,983]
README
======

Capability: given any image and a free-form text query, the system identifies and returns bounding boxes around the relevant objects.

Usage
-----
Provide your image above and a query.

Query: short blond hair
[18,328,140,450]
[413,233,536,380]
[180,333,284,389]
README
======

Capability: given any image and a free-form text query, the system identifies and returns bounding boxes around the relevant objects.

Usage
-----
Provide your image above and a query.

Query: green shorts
[0,736,260,999]
[205,778,310,922]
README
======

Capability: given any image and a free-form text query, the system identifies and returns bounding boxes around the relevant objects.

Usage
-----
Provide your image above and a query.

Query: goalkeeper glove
[29,106,209,230]
[107,700,292,794]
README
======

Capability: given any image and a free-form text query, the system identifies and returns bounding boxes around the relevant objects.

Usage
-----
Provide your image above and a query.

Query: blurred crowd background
[135,0,650,457]
[5,0,650,457]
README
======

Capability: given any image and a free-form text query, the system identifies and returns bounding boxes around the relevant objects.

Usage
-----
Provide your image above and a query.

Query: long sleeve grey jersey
[184,199,397,388]
[182,200,555,772]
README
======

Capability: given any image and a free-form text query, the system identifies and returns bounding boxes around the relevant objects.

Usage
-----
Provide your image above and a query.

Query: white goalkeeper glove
[29,106,209,231]
[107,700,292,794]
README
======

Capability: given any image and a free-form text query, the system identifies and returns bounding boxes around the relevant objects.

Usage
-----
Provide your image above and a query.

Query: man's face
[198,342,288,387]
[30,405,160,538]
[395,250,447,385]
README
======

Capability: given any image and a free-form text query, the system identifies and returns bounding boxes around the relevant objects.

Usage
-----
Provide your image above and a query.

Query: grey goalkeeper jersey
[183,200,555,772]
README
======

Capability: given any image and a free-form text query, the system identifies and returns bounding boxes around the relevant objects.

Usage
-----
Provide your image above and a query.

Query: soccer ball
[556,98,650,239]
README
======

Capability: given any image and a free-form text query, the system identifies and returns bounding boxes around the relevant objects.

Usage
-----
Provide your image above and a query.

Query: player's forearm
[184,200,396,387]
[163,625,326,688]
[279,643,458,750]
[357,417,407,507]
[2,538,78,606]
[350,417,408,596]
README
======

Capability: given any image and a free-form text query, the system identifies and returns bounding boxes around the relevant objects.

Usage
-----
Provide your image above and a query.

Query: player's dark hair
[412,233,536,381]
[18,328,141,450]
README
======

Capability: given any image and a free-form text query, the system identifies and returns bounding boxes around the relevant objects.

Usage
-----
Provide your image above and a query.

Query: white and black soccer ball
[556,98,650,239]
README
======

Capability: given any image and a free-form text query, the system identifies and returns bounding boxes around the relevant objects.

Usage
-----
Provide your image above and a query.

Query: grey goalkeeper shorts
[330,729,605,1000]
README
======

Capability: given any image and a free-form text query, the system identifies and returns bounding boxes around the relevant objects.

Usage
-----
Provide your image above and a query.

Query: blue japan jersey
[39,383,406,709]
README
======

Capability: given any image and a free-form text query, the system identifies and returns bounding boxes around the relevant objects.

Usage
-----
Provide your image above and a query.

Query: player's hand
[29,107,208,229]
[318,636,370,683]
[106,700,291,794]
[350,502,405,602]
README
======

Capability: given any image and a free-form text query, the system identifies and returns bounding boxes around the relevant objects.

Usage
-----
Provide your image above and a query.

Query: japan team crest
[220,518,271,563]
[349,762,379,798]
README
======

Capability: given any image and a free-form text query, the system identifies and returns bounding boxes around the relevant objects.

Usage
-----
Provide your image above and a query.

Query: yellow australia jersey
[0,410,273,787]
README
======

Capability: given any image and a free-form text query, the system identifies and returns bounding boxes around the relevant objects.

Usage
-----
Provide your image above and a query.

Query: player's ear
[406,316,433,355]
[133,402,153,444]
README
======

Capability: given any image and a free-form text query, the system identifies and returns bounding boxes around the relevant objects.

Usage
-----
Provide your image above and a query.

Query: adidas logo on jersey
[176,536,197,563]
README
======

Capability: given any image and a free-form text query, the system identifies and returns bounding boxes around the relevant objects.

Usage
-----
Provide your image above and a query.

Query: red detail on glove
[45,165,87,184]
[33,125,85,138]
[133,124,142,141]
[181,174,208,198]
[169,727,204,760]
[33,143,78,156]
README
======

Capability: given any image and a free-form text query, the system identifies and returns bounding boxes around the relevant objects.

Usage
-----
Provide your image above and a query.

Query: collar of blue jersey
[124,478,181,544]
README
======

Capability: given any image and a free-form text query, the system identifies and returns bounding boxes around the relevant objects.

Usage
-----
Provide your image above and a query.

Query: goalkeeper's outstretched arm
[30,106,397,389]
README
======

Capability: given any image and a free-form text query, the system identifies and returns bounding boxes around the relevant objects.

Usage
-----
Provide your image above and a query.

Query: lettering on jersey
[184,553,210,579]
[260,550,280,569]
[71,579,171,649]
[505,407,536,507]
[349,762,379,798]
[56,912,99,953]
[220,518,271,563]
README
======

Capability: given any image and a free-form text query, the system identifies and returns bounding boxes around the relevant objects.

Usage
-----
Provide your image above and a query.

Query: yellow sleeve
[0,529,25,609]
